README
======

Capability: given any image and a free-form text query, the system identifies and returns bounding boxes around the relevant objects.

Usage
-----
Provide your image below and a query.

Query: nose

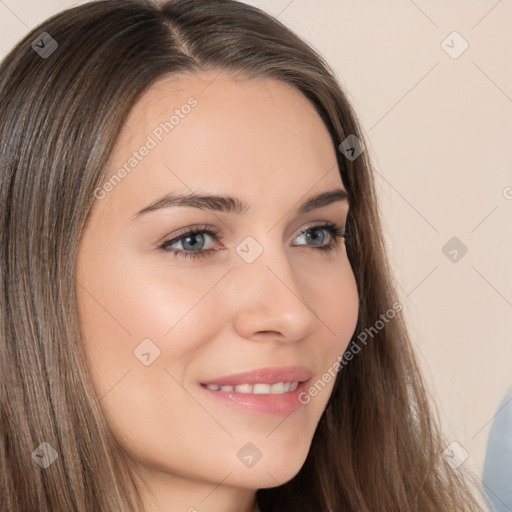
[228,237,319,344]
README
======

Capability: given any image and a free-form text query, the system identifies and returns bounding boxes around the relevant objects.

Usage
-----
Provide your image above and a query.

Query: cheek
[325,259,359,321]
[75,252,239,456]
[303,256,360,354]
[77,249,221,361]
[307,259,359,400]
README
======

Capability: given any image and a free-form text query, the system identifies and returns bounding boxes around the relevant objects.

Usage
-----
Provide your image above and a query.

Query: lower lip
[198,380,311,415]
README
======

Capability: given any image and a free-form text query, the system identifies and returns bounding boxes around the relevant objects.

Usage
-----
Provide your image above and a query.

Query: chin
[226,446,310,490]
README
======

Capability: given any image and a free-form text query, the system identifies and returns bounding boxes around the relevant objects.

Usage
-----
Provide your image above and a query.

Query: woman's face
[76,71,359,505]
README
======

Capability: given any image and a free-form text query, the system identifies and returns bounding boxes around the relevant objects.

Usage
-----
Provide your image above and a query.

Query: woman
[0,0,485,510]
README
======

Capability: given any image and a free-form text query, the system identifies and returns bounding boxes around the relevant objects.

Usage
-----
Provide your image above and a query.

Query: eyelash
[159,222,348,261]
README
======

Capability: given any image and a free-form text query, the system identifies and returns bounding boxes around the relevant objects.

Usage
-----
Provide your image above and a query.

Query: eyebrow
[132,188,349,220]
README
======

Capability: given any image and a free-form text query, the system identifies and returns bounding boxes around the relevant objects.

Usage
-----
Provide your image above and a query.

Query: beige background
[1,0,511,499]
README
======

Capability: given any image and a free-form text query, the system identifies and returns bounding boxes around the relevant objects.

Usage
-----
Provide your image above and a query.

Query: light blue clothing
[482,385,512,512]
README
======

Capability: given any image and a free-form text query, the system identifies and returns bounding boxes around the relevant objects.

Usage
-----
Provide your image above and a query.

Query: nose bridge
[229,232,317,341]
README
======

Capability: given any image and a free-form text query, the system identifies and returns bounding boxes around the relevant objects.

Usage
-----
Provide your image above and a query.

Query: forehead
[96,70,343,220]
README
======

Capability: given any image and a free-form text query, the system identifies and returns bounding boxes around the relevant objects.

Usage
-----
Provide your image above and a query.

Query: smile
[201,381,299,394]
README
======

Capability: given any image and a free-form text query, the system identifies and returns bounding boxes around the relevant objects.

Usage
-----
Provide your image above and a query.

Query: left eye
[160,222,346,260]
[294,225,337,247]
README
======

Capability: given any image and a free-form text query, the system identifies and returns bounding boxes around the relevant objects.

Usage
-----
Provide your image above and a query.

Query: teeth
[270,382,285,394]
[205,381,299,395]
[234,383,253,393]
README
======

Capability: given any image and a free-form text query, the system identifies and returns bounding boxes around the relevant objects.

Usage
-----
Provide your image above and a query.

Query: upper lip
[200,365,313,387]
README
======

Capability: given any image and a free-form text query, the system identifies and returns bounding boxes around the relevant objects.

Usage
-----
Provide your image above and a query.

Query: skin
[76,70,359,512]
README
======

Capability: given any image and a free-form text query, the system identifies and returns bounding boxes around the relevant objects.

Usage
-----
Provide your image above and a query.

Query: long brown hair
[0,1,484,510]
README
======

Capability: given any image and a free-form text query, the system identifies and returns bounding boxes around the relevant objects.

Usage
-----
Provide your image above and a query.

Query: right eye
[159,225,223,260]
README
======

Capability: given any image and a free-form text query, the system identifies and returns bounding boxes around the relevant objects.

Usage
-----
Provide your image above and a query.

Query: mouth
[198,365,313,415]
[200,381,300,394]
